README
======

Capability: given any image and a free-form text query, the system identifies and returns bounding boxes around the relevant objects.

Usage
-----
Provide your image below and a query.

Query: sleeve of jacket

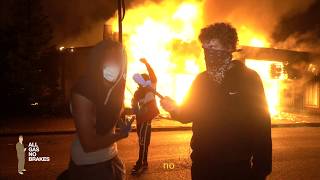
[250,71,272,177]
[145,63,157,84]
[171,74,201,123]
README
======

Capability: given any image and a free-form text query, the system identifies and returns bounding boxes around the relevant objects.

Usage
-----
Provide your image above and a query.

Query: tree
[0,0,53,115]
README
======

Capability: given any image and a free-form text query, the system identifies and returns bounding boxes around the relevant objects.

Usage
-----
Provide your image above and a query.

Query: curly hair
[199,23,238,52]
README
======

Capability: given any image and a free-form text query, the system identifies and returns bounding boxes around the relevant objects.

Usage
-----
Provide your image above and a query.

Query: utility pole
[117,0,125,44]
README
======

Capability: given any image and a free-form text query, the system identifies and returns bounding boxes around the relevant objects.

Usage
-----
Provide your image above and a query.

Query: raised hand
[140,58,148,64]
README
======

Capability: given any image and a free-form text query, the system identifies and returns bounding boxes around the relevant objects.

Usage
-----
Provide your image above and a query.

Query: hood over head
[86,39,127,135]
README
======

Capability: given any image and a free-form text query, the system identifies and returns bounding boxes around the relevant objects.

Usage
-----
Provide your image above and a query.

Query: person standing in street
[131,58,160,175]
[67,39,131,180]
[160,23,272,180]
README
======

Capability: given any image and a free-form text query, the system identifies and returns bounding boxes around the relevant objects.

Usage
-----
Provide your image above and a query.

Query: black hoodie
[71,39,126,135]
[173,60,272,176]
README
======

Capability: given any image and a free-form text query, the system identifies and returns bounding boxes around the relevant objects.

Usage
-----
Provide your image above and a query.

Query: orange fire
[108,0,285,117]
[245,59,285,116]
[108,0,204,108]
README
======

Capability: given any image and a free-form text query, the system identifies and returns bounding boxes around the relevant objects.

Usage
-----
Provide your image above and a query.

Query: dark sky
[1,0,319,51]
[43,0,124,46]
[44,0,320,51]
[42,0,156,46]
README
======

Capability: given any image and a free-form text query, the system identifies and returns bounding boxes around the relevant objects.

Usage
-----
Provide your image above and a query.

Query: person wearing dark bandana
[161,23,272,180]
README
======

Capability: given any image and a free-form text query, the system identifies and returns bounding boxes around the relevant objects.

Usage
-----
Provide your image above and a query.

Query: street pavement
[1,112,320,136]
[0,127,320,179]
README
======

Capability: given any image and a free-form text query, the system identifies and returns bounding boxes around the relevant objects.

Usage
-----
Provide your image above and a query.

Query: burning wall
[55,0,320,117]
[106,0,312,116]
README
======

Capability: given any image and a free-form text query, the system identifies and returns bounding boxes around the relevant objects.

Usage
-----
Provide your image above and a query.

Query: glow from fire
[108,0,283,116]
[109,0,204,107]
[238,26,271,48]
[243,37,286,116]
[245,60,285,116]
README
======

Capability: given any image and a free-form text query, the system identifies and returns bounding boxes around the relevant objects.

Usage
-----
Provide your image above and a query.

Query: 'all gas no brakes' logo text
[28,142,50,162]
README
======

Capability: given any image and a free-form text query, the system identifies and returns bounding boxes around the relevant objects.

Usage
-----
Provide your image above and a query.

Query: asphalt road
[0,127,320,179]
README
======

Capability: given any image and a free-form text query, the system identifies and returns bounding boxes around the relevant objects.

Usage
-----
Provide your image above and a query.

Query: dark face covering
[202,39,233,84]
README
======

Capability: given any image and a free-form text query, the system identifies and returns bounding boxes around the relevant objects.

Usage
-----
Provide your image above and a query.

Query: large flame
[108,0,284,117]
[245,60,285,116]
[109,0,205,108]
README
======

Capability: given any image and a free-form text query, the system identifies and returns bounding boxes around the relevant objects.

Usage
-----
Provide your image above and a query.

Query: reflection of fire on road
[105,0,317,117]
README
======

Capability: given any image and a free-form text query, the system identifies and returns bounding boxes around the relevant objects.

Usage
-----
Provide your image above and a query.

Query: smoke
[273,0,320,53]
[274,31,320,52]
[43,0,116,46]
[44,0,319,50]
[269,0,320,102]
[43,0,149,47]
[203,0,316,45]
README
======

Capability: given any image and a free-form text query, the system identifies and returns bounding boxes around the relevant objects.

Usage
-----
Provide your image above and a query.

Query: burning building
[58,0,320,119]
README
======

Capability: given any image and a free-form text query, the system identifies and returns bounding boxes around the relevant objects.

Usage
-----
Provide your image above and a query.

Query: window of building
[304,82,319,108]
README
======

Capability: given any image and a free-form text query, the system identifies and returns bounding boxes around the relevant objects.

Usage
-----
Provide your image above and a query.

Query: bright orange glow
[249,38,267,47]
[108,1,282,116]
[109,0,204,108]
[245,60,286,116]
[238,26,271,47]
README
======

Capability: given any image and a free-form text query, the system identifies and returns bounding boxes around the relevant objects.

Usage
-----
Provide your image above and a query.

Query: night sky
[0,0,319,51]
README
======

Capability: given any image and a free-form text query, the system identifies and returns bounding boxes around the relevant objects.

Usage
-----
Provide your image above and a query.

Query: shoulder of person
[189,72,211,89]
[244,67,262,84]
[195,72,208,82]
[71,77,97,101]
[232,60,261,83]
[72,77,90,92]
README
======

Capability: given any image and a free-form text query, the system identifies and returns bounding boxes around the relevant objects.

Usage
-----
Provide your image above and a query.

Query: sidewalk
[0,112,320,136]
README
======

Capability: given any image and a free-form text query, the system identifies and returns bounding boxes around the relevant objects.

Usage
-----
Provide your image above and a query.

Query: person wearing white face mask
[61,39,131,180]
[103,63,120,83]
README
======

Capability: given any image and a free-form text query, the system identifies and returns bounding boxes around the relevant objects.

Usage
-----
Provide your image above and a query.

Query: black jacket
[173,61,272,176]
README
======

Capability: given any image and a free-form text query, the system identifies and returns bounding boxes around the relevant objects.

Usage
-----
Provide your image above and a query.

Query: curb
[271,122,320,128]
[1,123,320,137]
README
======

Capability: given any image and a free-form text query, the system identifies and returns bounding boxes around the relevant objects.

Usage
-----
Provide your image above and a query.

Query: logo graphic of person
[16,135,26,175]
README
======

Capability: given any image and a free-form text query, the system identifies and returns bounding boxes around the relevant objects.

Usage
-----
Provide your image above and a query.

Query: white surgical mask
[103,64,120,82]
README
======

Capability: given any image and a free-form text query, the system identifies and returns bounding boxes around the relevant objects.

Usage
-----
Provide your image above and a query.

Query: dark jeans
[191,160,265,180]
[136,121,151,164]
[66,155,125,180]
